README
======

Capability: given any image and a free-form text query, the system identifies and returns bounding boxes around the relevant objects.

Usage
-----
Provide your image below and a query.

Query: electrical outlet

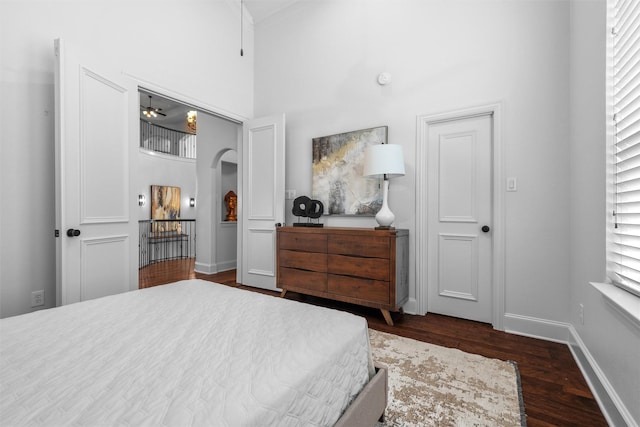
[31,290,45,307]
[579,303,584,325]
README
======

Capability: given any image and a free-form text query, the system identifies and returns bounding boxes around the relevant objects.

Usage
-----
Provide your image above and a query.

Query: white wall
[0,0,254,318]
[254,0,571,323]
[569,1,639,425]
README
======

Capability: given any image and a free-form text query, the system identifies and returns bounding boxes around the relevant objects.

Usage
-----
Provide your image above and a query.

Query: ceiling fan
[140,95,166,118]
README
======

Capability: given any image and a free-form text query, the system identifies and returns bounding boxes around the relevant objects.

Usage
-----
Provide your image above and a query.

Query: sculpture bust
[224,190,237,221]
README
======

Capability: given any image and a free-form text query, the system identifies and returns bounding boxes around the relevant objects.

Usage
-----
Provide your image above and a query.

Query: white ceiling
[139,91,195,133]
[243,0,301,23]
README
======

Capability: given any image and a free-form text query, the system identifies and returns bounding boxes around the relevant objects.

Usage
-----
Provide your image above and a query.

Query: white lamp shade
[363,144,405,178]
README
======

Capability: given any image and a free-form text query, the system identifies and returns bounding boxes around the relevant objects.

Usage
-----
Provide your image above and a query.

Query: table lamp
[363,143,405,229]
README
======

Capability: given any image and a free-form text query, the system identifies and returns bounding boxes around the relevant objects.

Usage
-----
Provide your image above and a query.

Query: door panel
[427,114,492,323]
[248,126,277,218]
[80,68,129,223]
[240,114,285,291]
[81,236,130,301]
[54,38,138,305]
[438,233,478,301]
[439,132,477,222]
[246,228,276,275]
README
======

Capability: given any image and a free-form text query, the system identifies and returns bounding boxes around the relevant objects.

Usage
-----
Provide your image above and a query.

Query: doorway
[137,89,240,285]
[215,150,239,273]
[135,88,285,292]
[415,104,505,330]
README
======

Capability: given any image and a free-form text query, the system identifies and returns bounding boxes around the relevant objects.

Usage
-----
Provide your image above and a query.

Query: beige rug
[369,329,526,427]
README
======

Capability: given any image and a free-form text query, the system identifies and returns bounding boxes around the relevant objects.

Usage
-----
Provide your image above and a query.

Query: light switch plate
[285,189,297,199]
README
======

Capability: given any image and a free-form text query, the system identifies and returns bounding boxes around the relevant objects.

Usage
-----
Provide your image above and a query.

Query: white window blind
[610,0,640,297]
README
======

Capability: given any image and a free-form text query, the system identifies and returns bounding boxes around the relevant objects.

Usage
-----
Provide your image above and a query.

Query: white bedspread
[0,279,373,426]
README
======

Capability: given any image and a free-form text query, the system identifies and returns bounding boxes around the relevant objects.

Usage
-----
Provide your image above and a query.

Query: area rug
[369,329,526,427]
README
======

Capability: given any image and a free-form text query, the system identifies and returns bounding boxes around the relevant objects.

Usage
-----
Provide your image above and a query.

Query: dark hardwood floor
[140,259,608,427]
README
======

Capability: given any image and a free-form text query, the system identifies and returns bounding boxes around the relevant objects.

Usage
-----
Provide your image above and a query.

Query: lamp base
[374,180,395,228]
[374,226,395,230]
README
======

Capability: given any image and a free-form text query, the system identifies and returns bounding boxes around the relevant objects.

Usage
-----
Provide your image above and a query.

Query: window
[609,0,640,297]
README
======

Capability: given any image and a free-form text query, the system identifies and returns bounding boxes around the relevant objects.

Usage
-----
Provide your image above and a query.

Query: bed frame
[335,364,388,427]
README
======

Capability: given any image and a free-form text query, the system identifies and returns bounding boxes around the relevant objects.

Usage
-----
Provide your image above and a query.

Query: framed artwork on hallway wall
[151,185,181,233]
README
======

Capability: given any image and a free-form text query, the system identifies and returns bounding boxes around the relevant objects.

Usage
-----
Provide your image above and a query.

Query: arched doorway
[214,149,238,272]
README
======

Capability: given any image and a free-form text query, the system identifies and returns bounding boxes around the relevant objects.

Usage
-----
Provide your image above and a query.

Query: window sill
[590,282,640,329]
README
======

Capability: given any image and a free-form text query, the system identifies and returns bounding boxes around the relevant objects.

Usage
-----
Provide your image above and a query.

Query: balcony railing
[139,220,196,268]
[140,120,196,159]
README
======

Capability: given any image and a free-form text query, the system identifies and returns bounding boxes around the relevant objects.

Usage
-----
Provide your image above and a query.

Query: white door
[238,114,285,291]
[426,114,493,323]
[54,39,138,305]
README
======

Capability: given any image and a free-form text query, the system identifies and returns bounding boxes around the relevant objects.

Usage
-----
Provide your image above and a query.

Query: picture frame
[312,126,386,215]
[151,185,181,233]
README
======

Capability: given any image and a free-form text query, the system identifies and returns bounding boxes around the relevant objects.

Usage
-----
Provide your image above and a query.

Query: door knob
[66,228,81,237]
[481,225,490,233]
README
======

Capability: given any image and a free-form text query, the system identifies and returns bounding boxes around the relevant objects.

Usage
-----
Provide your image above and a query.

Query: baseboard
[194,261,237,275]
[503,312,572,343]
[568,326,637,427]
[216,260,237,272]
[194,262,217,275]
[403,297,419,315]
[504,313,636,427]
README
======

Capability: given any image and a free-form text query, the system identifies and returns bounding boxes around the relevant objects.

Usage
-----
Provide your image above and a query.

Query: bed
[0,279,386,426]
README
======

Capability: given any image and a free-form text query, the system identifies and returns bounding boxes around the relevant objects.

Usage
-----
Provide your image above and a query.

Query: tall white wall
[0,0,254,318]
[569,1,639,425]
[254,0,571,325]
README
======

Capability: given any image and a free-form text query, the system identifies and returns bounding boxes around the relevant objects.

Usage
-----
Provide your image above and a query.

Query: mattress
[0,279,374,426]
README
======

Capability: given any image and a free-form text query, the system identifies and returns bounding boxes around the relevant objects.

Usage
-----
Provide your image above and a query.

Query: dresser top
[278,226,408,237]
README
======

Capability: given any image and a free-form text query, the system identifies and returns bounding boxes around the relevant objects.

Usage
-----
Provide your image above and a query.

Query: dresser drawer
[328,254,390,281]
[279,267,327,292]
[328,274,389,304]
[276,227,408,326]
[279,249,327,273]
[328,234,389,258]
[279,232,327,253]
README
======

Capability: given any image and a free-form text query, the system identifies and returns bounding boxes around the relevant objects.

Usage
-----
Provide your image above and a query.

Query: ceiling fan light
[143,95,159,119]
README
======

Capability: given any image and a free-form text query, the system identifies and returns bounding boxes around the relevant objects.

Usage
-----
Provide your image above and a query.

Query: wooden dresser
[276,226,409,325]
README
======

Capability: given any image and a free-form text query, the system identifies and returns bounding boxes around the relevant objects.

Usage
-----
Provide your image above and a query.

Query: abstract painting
[151,185,181,233]
[312,126,386,215]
